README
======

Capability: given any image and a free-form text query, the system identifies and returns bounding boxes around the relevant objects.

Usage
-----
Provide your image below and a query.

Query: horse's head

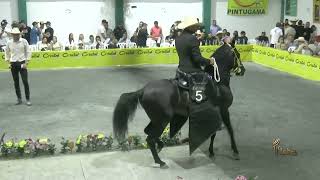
[230,47,246,76]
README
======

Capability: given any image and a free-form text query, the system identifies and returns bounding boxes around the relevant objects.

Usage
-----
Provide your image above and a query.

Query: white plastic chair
[29,44,39,52]
[127,42,137,48]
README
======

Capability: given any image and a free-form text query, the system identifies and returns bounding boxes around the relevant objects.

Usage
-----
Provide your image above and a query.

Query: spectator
[49,36,62,51]
[308,41,320,56]
[135,22,148,48]
[256,31,269,45]
[213,30,223,45]
[276,36,287,50]
[106,34,118,49]
[77,34,85,50]
[238,31,248,44]
[270,22,283,48]
[44,21,54,43]
[295,20,304,39]
[0,19,11,51]
[118,31,128,43]
[19,20,31,44]
[65,33,76,50]
[231,30,239,45]
[37,37,49,51]
[30,21,41,45]
[97,19,113,43]
[150,21,163,47]
[113,24,127,41]
[86,35,95,49]
[293,37,312,55]
[39,21,46,40]
[95,35,103,49]
[285,34,295,48]
[209,20,221,36]
[284,22,296,39]
[309,25,317,44]
[304,22,312,42]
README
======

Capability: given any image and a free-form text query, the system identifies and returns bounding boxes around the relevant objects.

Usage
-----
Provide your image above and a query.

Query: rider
[175,17,214,76]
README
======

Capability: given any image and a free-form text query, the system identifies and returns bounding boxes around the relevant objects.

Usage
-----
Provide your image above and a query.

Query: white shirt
[270,27,283,44]
[5,38,31,62]
[97,25,106,42]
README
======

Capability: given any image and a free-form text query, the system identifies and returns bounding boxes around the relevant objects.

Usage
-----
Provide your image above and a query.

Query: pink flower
[235,175,247,180]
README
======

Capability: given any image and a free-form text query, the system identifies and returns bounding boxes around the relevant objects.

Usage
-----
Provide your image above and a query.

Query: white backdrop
[0,1,13,23]
[27,0,115,43]
[124,2,203,38]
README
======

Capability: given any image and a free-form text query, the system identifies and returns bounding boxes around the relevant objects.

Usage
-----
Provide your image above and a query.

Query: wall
[213,0,282,39]
[124,0,202,38]
[27,0,115,43]
[0,0,18,23]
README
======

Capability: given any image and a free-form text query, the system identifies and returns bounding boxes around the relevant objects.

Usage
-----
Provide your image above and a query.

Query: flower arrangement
[75,133,113,152]
[160,125,181,146]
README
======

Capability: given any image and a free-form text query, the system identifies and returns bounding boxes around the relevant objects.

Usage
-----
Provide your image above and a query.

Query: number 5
[196,90,203,102]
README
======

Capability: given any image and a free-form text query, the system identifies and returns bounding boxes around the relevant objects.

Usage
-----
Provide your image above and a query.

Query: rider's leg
[209,133,217,157]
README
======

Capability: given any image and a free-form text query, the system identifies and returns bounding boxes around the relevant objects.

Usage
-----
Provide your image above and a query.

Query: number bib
[189,72,210,103]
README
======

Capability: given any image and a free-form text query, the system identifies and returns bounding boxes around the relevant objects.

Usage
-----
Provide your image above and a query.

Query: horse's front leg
[209,133,217,158]
[146,136,168,169]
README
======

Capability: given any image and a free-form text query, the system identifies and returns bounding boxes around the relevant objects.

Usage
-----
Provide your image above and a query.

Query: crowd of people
[0,18,319,57]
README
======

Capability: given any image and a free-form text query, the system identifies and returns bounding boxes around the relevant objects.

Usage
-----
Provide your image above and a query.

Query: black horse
[113,45,245,168]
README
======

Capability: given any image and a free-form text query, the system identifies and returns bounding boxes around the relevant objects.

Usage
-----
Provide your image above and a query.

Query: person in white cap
[5,27,32,106]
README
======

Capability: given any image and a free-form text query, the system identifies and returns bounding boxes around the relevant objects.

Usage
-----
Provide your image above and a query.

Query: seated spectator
[238,31,248,44]
[77,34,85,50]
[308,42,320,56]
[114,24,127,41]
[256,31,269,45]
[293,37,313,55]
[49,36,63,51]
[86,35,95,49]
[107,34,118,49]
[150,21,163,47]
[134,22,148,48]
[276,36,287,50]
[213,30,223,45]
[284,34,295,48]
[231,30,239,45]
[118,31,128,43]
[37,37,49,51]
[95,36,103,49]
[65,33,76,50]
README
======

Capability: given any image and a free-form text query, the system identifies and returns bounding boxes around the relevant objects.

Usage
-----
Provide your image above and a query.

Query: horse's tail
[113,89,143,142]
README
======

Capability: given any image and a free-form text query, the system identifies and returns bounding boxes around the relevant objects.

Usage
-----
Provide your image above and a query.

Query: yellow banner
[227,0,269,16]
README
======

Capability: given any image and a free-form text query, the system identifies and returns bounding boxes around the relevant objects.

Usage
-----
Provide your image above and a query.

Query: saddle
[174,68,219,103]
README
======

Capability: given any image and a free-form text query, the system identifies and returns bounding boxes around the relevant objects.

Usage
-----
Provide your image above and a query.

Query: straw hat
[216,30,224,35]
[177,16,200,30]
[295,37,306,42]
[196,30,202,35]
[10,28,21,34]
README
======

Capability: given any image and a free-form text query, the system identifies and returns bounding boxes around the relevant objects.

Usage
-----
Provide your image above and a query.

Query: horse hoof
[232,153,240,160]
[209,152,215,159]
[160,162,169,169]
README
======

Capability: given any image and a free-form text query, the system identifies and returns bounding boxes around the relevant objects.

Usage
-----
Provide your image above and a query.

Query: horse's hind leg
[220,107,240,160]
[144,122,169,169]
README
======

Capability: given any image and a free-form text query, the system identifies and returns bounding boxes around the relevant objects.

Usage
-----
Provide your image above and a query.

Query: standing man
[270,22,283,48]
[5,28,32,106]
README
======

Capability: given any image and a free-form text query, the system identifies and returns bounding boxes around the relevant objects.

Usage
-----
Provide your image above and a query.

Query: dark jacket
[176,31,210,73]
